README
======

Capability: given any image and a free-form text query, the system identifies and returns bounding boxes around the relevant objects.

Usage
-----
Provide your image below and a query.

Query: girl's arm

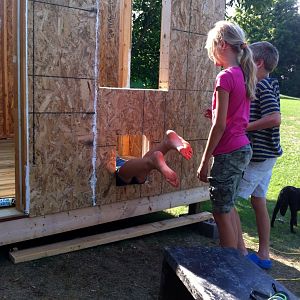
[197,88,229,182]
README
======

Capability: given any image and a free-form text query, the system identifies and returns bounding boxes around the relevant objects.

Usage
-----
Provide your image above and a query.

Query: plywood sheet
[168,55,188,91]
[143,90,166,143]
[168,30,189,90]
[184,90,212,140]
[165,90,186,137]
[215,0,226,21]
[0,0,16,138]
[181,140,209,190]
[6,0,16,137]
[44,1,96,9]
[95,146,116,205]
[187,33,215,92]
[140,169,163,198]
[97,88,144,146]
[99,0,121,87]
[31,77,94,113]
[29,114,93,216]
[116,181,141,202]
[34,2,96,78]
[190,0,226,35]
[170,0,191,31]
[27,0,33,75]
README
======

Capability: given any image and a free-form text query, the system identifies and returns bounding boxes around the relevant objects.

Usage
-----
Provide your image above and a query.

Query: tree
[227,0,300,97]
[130,0,162,89]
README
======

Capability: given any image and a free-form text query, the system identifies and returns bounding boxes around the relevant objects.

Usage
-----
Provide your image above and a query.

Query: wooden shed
[0,0,225,257]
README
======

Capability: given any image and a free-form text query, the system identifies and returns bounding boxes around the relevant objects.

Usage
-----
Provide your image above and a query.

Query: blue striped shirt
[248,78,283,161]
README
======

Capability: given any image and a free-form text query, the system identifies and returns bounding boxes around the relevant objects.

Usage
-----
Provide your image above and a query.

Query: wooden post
[159,0,171,90]
[118,0,132,87]
[15,0,27,211]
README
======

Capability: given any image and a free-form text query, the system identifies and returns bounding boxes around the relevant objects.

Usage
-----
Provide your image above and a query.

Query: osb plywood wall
[0,0,16,139]
[28,0,225,217]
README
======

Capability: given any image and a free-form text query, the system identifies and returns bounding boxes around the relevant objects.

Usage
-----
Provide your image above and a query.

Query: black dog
[271,186,300,233]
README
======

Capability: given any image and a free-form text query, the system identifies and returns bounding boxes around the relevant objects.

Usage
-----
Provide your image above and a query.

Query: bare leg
[213,208,238,248]
[233,208,248,255]
[251,196,270,260]
[143,130,192,160]
[117,151,179,187]
[117,130,191,186]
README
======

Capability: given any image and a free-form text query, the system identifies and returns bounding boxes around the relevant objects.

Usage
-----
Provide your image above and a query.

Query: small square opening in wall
[117,134,150,160]
[116,134,150,186]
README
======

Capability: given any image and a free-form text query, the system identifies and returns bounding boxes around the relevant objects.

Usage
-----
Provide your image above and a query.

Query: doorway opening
[0,0,26,220]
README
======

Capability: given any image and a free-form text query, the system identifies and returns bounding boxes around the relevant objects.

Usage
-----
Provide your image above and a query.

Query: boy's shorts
[115,156,146,186]
[209,145,252,213]
[237,157,277,200]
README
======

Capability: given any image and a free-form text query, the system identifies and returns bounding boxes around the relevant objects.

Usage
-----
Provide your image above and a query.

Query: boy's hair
[206,21,257,100]
[249,41,279,73]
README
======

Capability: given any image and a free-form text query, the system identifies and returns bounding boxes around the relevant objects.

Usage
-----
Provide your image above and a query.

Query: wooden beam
[15,0,27,211]
[9,211,212,263]
[159,0,171,90]
[118,0,132,87]
[0,186,209,246]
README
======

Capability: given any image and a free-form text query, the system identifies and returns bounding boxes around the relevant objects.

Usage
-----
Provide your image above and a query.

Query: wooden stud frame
[0,0,25,210]
[118,0,132,87]
[17,0,27,211]
[159,0,171,90]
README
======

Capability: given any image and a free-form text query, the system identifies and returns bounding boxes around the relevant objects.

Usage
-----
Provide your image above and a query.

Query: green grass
[168,95,300,253]
[267,95,300,200]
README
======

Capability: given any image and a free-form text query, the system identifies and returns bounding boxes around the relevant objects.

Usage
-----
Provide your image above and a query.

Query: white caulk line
[24,0,30,214]
[90,1,100,206]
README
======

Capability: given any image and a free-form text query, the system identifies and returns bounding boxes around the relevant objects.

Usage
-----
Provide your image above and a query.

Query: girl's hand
[203,108,212,119]
[197,160,209,183]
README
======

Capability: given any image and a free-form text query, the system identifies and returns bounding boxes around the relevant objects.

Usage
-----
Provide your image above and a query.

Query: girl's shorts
[209,144,252,213]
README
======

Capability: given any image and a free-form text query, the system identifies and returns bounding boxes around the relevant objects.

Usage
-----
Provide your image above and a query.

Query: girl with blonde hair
[197,21,256,249]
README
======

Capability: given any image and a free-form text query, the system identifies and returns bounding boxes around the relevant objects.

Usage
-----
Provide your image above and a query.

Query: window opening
[130,0,162,89]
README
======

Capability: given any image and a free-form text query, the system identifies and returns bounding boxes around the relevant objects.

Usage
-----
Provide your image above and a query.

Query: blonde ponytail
[240,46,257,100]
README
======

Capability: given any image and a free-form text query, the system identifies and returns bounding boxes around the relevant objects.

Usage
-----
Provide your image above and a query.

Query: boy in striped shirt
[237,42,282,269]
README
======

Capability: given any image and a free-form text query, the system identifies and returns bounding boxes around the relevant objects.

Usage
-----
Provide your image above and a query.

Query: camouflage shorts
[209,145,252,213]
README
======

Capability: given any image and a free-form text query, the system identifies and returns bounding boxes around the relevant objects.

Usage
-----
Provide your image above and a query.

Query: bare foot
[150,151,179,187]
[165,130,193,160]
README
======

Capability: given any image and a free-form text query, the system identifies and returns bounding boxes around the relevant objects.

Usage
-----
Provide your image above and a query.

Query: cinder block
[198,218,219,239]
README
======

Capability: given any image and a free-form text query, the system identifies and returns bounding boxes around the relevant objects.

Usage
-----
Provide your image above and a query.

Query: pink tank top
[212,66,250,156]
